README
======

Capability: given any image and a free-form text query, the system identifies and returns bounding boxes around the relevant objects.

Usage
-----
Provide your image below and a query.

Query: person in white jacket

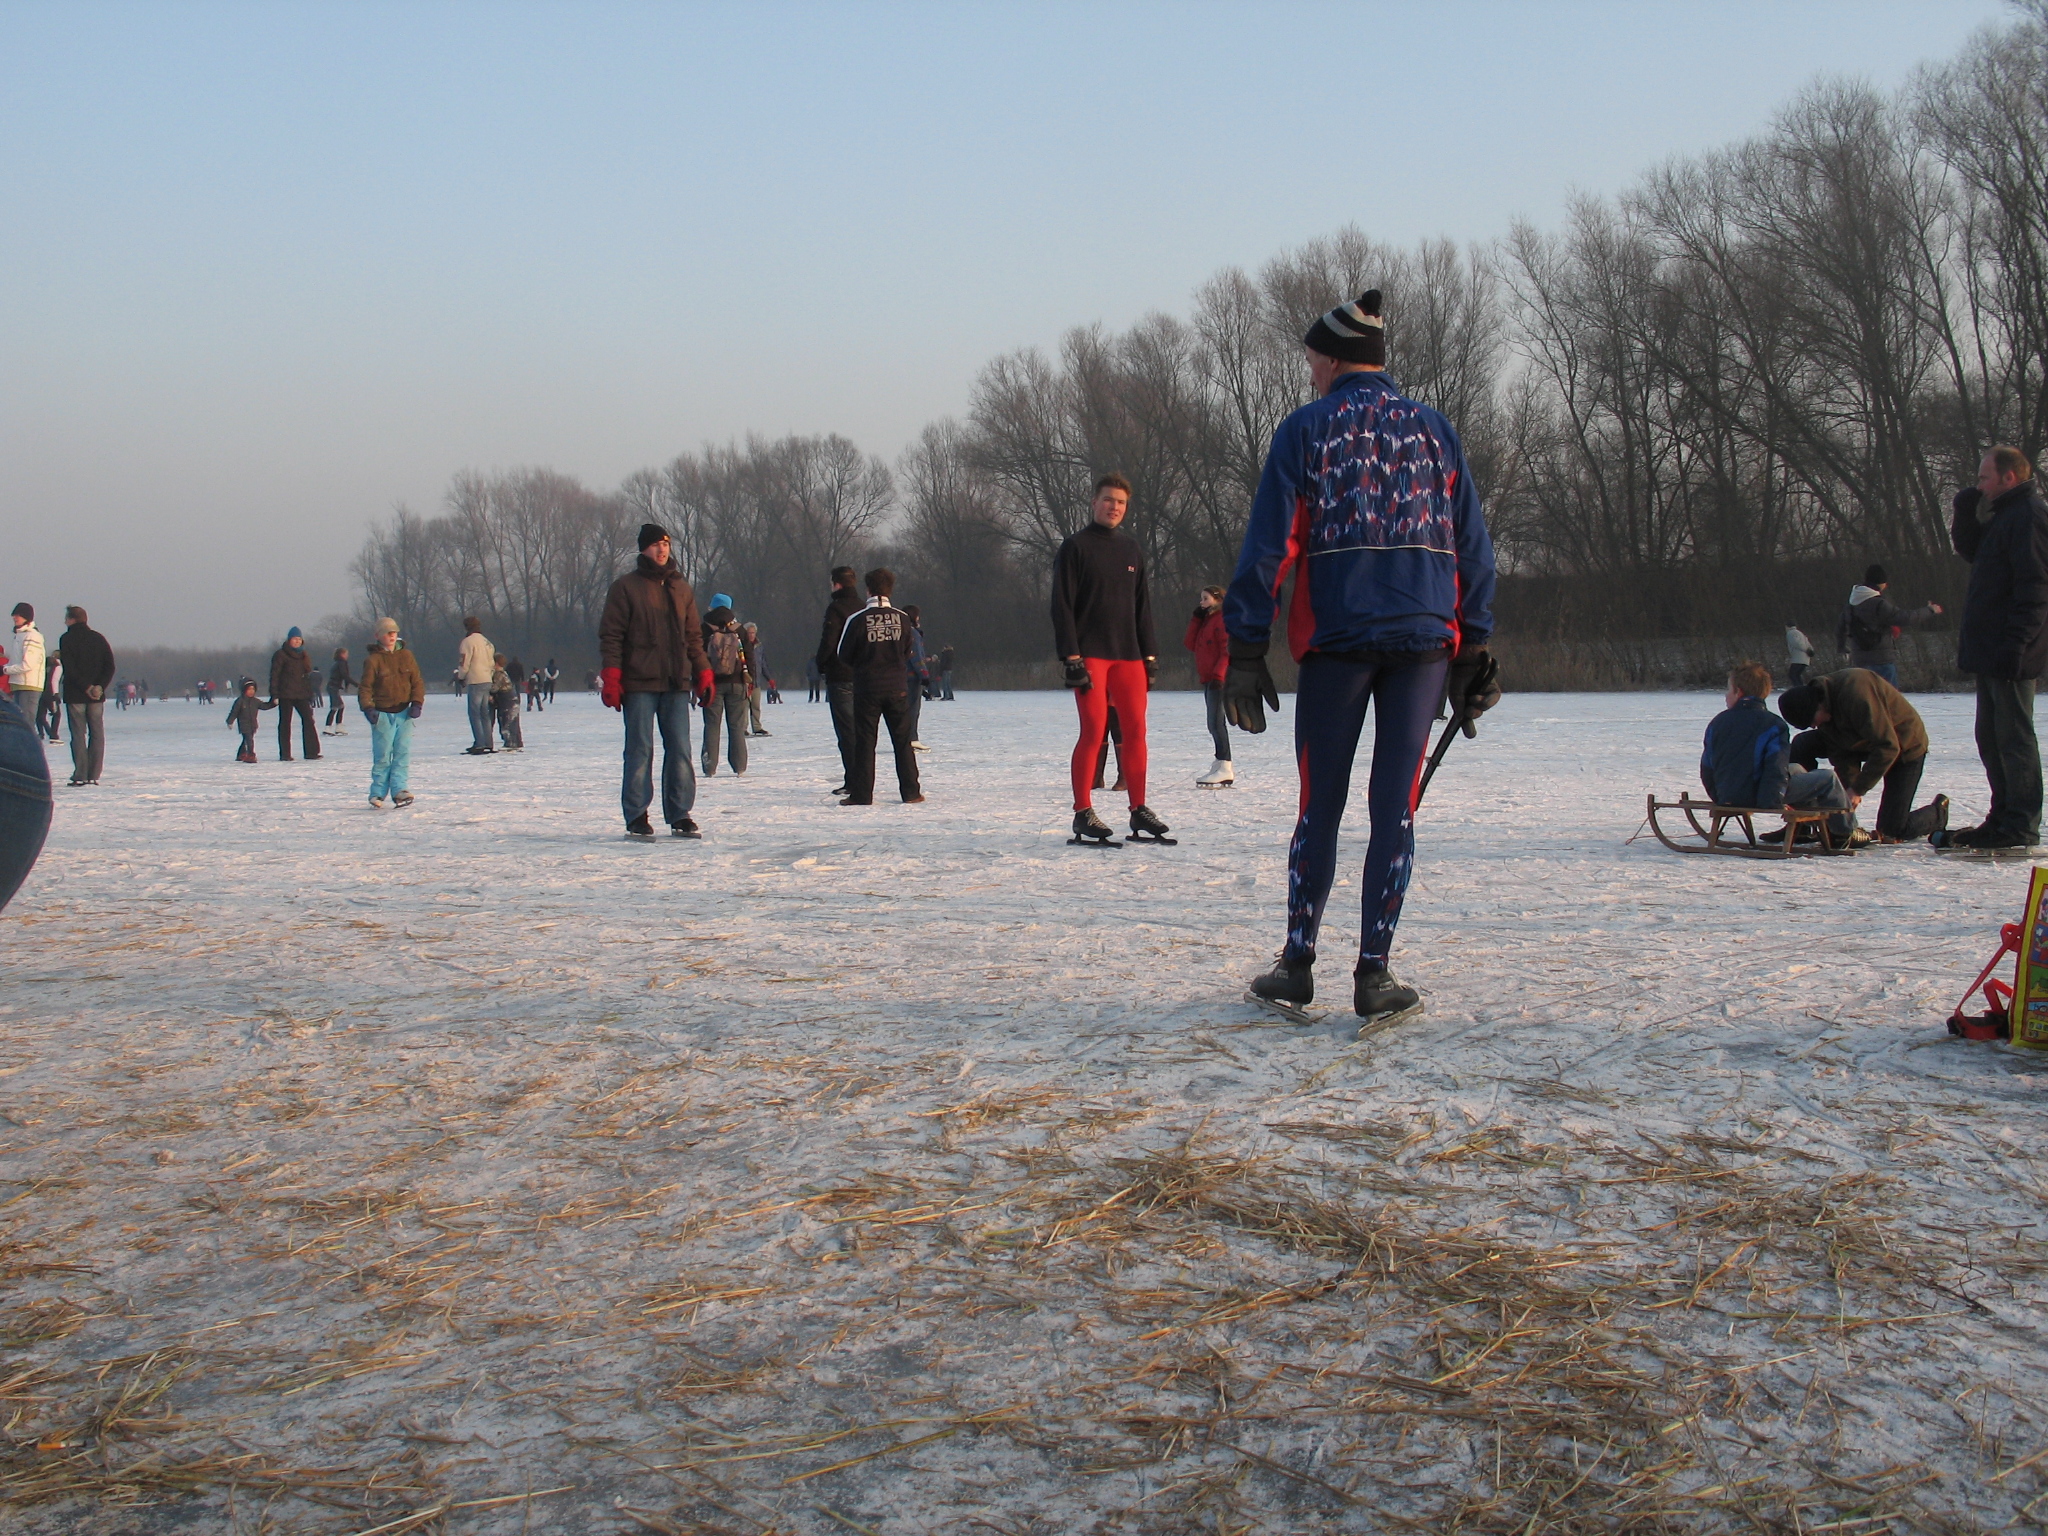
[7,605,45,731]
[456,616,496,754]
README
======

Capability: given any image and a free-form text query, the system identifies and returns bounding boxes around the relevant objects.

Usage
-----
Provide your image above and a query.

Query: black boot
[1354,964,1423,1028]
[1128,805,1175,843]
[625,813,654,838]
[1071,808,1118,845]
[1249,955,1315,1019]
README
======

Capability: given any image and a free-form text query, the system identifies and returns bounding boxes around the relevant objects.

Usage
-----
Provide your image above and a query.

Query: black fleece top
[1050,522,1154,661]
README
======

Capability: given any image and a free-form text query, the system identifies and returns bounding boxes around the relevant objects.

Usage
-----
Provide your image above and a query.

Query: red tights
[1070,658,1148,809]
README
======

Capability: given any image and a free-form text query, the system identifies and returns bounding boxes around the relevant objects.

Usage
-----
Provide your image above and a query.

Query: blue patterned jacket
[1223,370,1495,659]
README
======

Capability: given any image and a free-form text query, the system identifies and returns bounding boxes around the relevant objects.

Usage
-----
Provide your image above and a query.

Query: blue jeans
[465,683,493,749]
[1868,663,1899,686]
[1285,650,1448,968]
[1786,766,1854,840]
[0,690,52,911]
[624,691,696,825]
[369,710,413,797]
[1203,682,1231,760]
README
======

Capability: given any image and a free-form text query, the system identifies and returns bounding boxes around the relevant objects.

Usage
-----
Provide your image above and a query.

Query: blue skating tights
[1283,650,1449,968]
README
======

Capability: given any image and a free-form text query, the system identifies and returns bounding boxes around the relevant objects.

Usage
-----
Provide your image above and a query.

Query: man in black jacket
[816,566,863,794]
[834,569,923,806]
[1949,445,2048,848]
[1052,473,1166,844]
[56,605,114,786]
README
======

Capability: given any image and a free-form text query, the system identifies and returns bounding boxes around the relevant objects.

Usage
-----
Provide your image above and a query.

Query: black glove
[1446,647,1502,738]
[1223,641,1280,733]
[1954,486,1983,518]
[1062,658,1091,690]
[1143,657,1157,690]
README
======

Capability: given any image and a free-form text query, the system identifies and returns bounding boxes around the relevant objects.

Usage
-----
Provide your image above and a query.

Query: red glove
[693,669,714,707]
[600,667,623,710]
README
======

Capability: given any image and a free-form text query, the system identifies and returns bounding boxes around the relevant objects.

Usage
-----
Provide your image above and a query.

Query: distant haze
[0,0,2012,645]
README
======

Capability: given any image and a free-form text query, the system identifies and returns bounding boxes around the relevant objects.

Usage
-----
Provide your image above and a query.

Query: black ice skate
[625,813,655,839]
[671,817,702,839]
[1069,808,1121,848]
[1354,965,1424,1034]
[1127,805,1176,845]
[1246,954,1317,1023]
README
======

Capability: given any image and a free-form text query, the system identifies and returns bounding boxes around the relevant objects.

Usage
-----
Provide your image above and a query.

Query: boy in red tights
[1051,474,1170,845]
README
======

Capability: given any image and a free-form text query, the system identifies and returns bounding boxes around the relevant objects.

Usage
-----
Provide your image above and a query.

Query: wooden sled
[1645,793,1855,859]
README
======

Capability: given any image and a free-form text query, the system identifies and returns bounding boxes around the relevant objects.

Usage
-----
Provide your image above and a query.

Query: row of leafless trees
[355,6,2048,675]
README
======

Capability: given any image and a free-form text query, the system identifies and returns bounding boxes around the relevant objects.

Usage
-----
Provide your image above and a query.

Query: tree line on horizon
[352,8,2048,685]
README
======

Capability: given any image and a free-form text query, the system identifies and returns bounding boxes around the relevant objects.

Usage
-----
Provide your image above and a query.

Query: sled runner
[1645,793,1854,859]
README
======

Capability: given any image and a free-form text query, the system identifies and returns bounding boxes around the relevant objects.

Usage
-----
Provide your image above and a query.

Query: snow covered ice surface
[8,686,2048,1532]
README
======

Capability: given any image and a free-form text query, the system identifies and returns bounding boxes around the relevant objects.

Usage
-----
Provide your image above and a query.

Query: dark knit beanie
[638,523,669,550]
[1303,289,1386,366]
[1778,684,1822,729]
[1863,563,1888,587]
[11,603,30,622]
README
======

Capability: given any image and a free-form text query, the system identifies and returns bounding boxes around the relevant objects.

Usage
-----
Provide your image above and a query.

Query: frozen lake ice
[5,685,2047,1531]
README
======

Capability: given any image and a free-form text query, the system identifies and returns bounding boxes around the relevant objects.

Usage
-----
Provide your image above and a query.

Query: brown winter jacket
[599,555,711,693]
[1801,668,1929,794]
[358,645,427,712]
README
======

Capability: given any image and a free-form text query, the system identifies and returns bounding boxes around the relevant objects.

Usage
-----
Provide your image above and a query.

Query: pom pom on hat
[1304,289,1386,366]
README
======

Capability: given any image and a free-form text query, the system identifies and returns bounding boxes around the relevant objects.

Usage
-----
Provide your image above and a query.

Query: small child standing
[225,679,271,762]
[491,653,524,750]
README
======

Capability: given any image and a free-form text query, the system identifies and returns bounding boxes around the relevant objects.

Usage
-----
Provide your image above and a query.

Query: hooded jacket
[1953,482,2048,680]
[1224,369,1496,660]
[1835,586,1934,668]
[269,642,315,703]
[599,555,710,693]
[6,623,45,694]
[1788,669,1929,795]
[1184,609,1229,685]
[358,644,426,712]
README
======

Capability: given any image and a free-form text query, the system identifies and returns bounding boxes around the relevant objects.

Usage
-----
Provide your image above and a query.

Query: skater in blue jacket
[1226,289,1499,1029]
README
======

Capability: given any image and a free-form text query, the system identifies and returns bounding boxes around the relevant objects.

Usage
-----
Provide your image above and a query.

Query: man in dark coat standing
[1947,446,2048,848]
[268,627,320,762]
[834,568,923,806]
[599,524,712,838]
[55,606,114,786]
[816,566,863,794]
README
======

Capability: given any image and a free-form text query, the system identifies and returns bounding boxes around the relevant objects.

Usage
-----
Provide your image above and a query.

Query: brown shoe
[903,794,925,803]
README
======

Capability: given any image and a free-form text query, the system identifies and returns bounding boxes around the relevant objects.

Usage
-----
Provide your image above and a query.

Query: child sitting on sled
[1702,662,1858,843]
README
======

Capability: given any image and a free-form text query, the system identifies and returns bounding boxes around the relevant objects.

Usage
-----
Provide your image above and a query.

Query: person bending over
[1776,668,1948,844]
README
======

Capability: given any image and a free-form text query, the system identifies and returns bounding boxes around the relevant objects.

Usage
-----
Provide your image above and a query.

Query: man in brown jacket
[1778,668,1949,843]
[599,523,712,839]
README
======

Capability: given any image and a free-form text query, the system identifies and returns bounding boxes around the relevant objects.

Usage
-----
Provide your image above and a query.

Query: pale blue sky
[0,0,2016,643]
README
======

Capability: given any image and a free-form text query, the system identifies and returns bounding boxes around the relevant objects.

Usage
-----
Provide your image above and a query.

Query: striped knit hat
[1303,289,1385,366]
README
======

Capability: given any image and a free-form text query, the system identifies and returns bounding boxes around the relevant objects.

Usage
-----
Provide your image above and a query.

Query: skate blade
[1244,989,1320,1024]
[1934,845,2046,859]
[1067,836,1123,849]
[1127,832,1178,845]
[1195,781,1234,789]
[1353,1001,1425,1040]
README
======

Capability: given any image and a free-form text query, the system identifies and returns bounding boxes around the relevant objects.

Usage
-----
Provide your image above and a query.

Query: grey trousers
[64,700,104,782]
[1976,675,2043,843]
